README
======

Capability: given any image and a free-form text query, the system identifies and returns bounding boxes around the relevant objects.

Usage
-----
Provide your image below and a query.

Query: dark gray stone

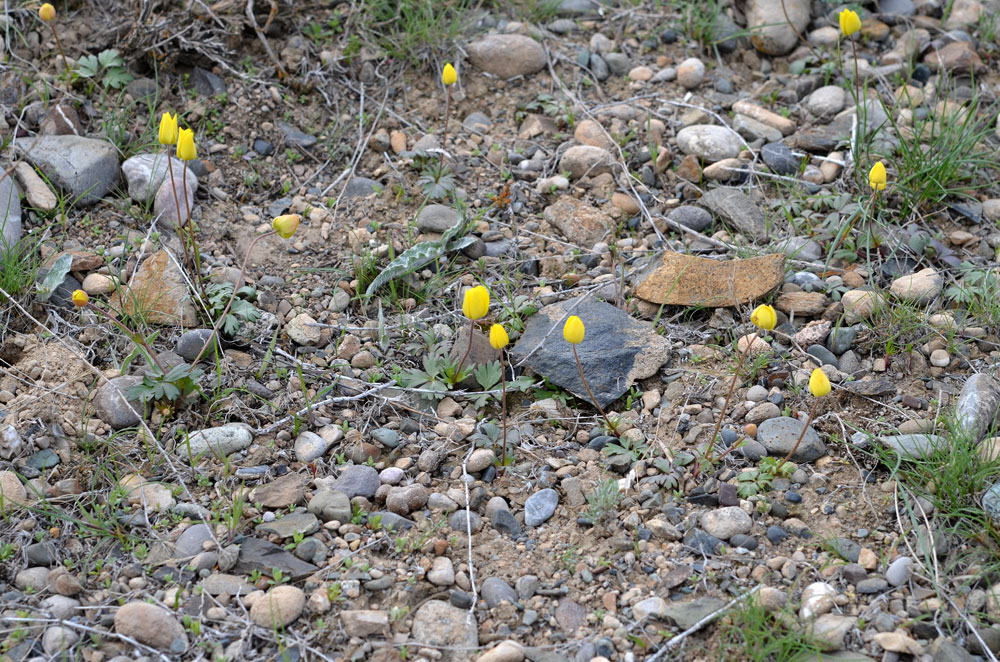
[761,142,800,175]
[841,563,867,583]
[879,0,915,15]
[330,465,379,499]
[190,67,227,96]
[826,326,857,355]
[729,534,757,550]
[807,344,839,368]
[589,53,610,81]
[175,523,214,557]
[667,206,712,232]
[524,488,559,527]
[491,509,522,536]
[756,416,827,462]
[126,77,160,104]
[482,577,517,607]
[25,542,58,566]
[416,204,460,233]
[955,373,1000,441]
[557,0,601,16]
[0,172,23,253]
[683,528,721,555]
[232,537,319,580]
[856,577,889,594]
[830,537,861,563]
[342,177,379,198]
[253,138,273,156]
[766,525,788,544]
[175,329,218,362]
[371,428,400,448]
[255,512,319,539]
[661,597,727,629]
[462,112,493,133]
[699,187,768,241]
[278,121,317,149]
[509,296,671,409]
[448,509,483,532]
[778,236,822,262]
[603,53,631,76]
[370,511,414,531]
[17,135,119,206]
[93,376,144,429]
[26,449,59,470]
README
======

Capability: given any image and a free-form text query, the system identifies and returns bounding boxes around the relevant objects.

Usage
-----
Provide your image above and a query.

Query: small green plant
[417,159,456,199]
[718,595,826,661]
[583,479,621,524]
[77,49,133,89]
[737,457,796,498]
[206,282,261,336]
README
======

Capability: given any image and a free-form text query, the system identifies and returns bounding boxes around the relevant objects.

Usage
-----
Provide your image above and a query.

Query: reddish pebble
[744,423,757,438]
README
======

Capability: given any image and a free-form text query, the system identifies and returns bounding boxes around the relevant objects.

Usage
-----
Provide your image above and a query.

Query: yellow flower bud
[71,289,88,307]
[839,8,861,36]
[489,324,509,350]
[750,304,777,331]
[39,3,55,21]
[869,161,887,191]
[809,368,832,397]
[158,112,177,146]
[272,214,300,239]
[563,315,585,344]
[176,127,197,161]
[442,62,458,86]
[461,285,489,321]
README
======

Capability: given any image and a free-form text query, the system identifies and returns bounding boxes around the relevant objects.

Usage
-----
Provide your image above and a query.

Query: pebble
[885,556,913,586]
[249,585,305,628]
[700,506,752,540]
[467,34,546,79]
[756,417,827,462]
[890,267,943,304]
[676,58,705,89]
[482,577,518,607]
[427,557,455,586]
[524,488,559,526]
[180,424,253,459]
[114,602,188,654]
[676,125,742,163]
[294,431,331,463]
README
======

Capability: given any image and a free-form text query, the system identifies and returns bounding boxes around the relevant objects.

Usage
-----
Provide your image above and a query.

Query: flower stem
[573,345,616,435]
[442,88,451,151]
[775,397,821,474]
[698,334,754,476]
[181,162,206,307]
[165,151,188,275]
[49,25,68,75]
[499,350,508,475]
[190,230,277,365]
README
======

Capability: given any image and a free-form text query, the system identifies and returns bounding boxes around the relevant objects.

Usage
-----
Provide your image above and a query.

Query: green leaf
[36,254,73,301]
[77,55,99,78]
[364,213,472,297]
[103,69,134,90]
[97,49,125,68]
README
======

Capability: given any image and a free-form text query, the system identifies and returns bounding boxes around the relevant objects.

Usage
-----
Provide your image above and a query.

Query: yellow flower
[809,368,832,397]
[71,289,88,307]
[839,8,861,36]
[750,304,777,331]
[869,161,887,191]
[563,315,585,344]
[272,214,300,239]
[39,3,55,21]
[461,285,489,320]
[158,112,177,146]
[176,127,197,161]
[442,63,458,86]
[489,324,509,350]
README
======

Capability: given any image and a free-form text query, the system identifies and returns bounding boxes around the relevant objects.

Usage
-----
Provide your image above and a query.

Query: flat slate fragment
[635,252,784,306]
[510,296,671,409]
[231,537,319,580]
[699,188,769,241]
